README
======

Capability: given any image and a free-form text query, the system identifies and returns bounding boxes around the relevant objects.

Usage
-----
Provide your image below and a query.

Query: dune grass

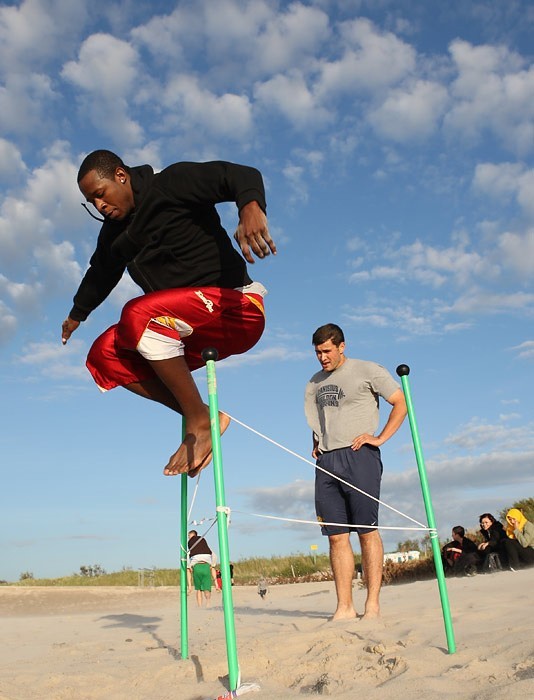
[6,551,441,587]
[12,568,181,587]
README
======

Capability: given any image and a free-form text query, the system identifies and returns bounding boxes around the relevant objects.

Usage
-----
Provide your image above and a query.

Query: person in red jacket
[62,150,276,477]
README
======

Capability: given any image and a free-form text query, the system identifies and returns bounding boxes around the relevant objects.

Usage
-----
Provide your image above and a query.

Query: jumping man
[62,150,276,477]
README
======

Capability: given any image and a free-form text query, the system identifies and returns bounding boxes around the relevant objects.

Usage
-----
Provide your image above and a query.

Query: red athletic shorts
[86,286,266,391]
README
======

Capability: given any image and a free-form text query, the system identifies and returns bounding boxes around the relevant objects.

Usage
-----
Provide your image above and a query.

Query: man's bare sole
[163,412,231,476]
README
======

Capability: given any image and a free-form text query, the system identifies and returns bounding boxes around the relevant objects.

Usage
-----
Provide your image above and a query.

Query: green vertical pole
[180,419,189,659]
[202,347,240,690]
[396,365,456,654]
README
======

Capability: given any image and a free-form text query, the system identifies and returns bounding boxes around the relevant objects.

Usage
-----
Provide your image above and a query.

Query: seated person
[442,526,480,576]
[442,539,460,572]
[504,509,534,571]
[477,512,508,570]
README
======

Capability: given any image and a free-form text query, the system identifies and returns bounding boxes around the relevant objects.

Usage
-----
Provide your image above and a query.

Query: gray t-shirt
[304,357,400,452]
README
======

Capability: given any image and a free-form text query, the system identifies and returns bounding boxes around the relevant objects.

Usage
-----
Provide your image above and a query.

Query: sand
[1,568,533,700]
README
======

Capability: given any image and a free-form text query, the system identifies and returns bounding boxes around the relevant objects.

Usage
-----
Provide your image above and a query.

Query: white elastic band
[233,510,432,532]
[216,505,232,526]
[224,412,426,529]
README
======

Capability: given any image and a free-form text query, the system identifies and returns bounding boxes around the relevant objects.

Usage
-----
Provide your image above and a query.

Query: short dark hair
[452,525,465,537]
[312,323,345,347]
[77,149,127,183]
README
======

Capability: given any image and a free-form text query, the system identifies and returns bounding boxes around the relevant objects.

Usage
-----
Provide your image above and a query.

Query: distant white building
[384,550,421,564]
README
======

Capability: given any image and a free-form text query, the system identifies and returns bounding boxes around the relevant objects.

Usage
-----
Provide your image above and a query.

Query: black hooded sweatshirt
[70,160,267,321]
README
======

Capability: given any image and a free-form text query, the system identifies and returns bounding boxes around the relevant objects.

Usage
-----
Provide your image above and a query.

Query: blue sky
[1,0,533,582]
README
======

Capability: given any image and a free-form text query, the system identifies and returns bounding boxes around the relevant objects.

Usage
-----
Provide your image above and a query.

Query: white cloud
[368,79,448,141]
[18,338,89,381]
[499,413,521,421]
[447,290,534,315]
[34,241,82,290]
[473,162,534,280]
[254,70,332,129]
[0,1,90,138]
[316,18,416,99]
[427,451,534,490]
[282,164,308,204]
[344,284,534,337]
[294,149,325,177]
[345,301,437,336]
[473,162,534,219]
[244,479,315,520]
[161,75,253,139]
[444,417,534,451]
[130,4,197,65]
[250,2,330,75]
[0,139,26,183]
[345,221,533,332]
[133,1,330,82]
[510,340,534,361]
[281,148,325,203]
[349,237,497,290]
[0,300,17,342]
[61,33,144,146]
[473,161,524,198]
[516,172,534,219]
[0,144,87,328]
[0,0,88,74]
[404,239,496,286]
[62,33,138,96]
[216,345,308,369]
[445,39,534,155]
[0,274,43,312]
[0,73,57,137]
[381,447,534,541]
[24,150,81,221]
[0,147,81,267]
[498,228,534,278]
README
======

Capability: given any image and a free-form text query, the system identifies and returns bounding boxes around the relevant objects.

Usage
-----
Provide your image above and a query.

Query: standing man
[304,323,407,620]
[62,150,276,477]
[187,530,217,607]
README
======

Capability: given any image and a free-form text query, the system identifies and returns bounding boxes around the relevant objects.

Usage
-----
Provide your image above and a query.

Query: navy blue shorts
[315,445,383,536]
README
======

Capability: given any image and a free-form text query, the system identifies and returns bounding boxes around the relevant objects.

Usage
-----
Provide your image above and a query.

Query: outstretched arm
[351,388,407,450]
[234,201,277,264]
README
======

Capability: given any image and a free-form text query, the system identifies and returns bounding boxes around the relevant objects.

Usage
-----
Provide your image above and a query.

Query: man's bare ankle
[332,605,357,621]
[362,603,380,619]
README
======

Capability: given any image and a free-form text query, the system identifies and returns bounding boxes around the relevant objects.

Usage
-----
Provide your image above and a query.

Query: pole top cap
[202,347,219,362]
[396,364,410,376]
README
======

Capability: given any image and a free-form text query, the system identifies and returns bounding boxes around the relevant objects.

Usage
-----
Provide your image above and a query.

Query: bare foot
[163,429,211,476]
[361,603,380,620]
[187,412,231,477]
[163,412,231,476]
[331,605,357,621]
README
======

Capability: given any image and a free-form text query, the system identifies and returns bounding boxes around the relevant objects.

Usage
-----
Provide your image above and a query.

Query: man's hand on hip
[351,433,381,450]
